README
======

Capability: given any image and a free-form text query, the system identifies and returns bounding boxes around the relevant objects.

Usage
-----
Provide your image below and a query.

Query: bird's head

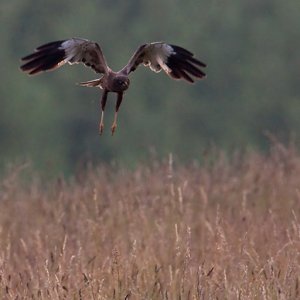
[113,76,130,92]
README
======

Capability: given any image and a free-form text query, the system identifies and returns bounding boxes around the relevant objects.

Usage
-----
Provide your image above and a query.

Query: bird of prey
[20,38,206,135]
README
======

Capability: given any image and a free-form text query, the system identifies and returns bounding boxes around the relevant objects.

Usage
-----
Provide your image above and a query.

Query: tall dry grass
[0,143,300,299]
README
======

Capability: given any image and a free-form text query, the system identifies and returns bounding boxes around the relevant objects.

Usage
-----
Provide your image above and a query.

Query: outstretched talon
[111,122,117,135]
[111,93,122,136]
[99,122,104,135]
[99,91,108,136]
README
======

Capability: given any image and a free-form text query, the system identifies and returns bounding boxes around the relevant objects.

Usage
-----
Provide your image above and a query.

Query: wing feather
[20,38,109,75]
[121,42,206,83]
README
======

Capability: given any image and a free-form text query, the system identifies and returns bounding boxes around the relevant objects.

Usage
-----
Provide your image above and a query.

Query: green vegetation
[0,144,299,298]
[1,1,300,174]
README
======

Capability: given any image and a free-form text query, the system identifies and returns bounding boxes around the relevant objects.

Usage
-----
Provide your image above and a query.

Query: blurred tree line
[1,0,300,175]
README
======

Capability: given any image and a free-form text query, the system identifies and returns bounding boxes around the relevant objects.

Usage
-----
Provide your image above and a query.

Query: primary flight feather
[20,38,206,135]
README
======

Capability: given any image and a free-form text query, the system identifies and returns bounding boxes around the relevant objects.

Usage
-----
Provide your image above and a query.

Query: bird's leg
[111,92,123,135]
[99,90,108,135]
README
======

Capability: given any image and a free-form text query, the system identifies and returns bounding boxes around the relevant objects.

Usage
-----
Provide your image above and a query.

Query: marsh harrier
[20,38,206,135]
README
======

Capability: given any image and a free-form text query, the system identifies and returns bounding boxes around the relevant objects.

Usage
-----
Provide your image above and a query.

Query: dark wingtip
[20,41,66,75]
[171,44,207,67]
[171,45,193,56]
[166,51,206,83]
[165,44,207,83]
[21,51,44,62]
[35,40,65,51]
[188,56,207,68]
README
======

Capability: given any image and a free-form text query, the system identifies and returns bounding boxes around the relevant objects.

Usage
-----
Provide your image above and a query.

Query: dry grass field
[0,143,300,299]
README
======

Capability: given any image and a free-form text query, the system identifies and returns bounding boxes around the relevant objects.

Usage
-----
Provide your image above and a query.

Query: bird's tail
[20,40,67,75]
[78,78,103,88]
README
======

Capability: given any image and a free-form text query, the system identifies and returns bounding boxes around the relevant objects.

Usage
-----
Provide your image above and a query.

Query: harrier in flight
[20,38,206,135]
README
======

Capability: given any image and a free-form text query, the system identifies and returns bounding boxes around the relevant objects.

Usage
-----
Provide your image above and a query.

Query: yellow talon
[111,123,117,135]
[99,123,104,135]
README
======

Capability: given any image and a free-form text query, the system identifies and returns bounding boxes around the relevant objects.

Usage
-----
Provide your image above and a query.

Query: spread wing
[121,42,206,83]
[20,38,109,75]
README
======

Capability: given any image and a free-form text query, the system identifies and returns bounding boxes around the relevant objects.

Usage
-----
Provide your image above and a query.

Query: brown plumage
[20,38,206,135]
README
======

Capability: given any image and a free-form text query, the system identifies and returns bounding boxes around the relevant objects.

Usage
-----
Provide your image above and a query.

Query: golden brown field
[0,143,300,299]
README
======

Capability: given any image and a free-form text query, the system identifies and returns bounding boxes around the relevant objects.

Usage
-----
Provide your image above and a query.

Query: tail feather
[20,41,67,75]
[78,78,103,88]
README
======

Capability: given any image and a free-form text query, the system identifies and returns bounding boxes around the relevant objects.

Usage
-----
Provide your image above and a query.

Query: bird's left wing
[20,38,109,75]
[121,42,206,83]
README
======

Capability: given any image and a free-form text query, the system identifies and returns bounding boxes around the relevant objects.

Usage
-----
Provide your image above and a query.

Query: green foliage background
[1,0,300,175]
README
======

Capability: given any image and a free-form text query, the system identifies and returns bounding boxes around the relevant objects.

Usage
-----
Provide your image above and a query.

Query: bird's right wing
[20,38,110,75]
